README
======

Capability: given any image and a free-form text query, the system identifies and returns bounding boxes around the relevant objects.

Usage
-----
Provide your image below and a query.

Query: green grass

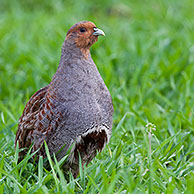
[1,0,194,193]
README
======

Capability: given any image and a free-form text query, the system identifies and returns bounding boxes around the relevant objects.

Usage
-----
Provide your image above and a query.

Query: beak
[93,27,105,36]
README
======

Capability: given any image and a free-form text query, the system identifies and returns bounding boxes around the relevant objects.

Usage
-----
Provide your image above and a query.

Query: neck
[51,39,95,87]
[61,38,90,61]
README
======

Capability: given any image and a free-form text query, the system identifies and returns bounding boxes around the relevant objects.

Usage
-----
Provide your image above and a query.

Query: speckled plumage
[15,21,113,177]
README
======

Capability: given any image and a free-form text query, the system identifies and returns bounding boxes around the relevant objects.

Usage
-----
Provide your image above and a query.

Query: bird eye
[80,27,86,33]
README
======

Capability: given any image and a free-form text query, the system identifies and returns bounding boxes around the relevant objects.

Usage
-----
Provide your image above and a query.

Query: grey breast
[46,56,113,157]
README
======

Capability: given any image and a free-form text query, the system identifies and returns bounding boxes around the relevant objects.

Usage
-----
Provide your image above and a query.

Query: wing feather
[15,86,49,153]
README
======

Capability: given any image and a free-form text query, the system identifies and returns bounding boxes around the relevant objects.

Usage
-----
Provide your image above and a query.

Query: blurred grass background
[1,0,194,193]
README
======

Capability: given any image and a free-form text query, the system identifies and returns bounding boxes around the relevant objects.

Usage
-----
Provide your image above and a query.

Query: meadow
[1,0,194,193]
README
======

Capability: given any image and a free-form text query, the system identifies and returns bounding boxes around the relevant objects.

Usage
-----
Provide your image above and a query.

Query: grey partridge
[15,21,113,177]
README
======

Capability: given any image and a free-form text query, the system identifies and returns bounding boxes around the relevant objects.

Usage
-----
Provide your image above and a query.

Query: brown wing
[15,86,50,154]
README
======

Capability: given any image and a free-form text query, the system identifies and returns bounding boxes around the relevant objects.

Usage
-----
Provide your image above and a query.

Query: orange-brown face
[66,21,105,49]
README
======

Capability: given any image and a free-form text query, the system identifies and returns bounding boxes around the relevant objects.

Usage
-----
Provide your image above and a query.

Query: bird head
[65,21,105,58]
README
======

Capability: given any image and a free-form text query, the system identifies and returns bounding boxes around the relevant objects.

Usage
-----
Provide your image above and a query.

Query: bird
[15,21,113,177]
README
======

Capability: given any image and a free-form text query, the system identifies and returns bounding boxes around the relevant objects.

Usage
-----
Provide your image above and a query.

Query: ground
[0,0,194,193]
